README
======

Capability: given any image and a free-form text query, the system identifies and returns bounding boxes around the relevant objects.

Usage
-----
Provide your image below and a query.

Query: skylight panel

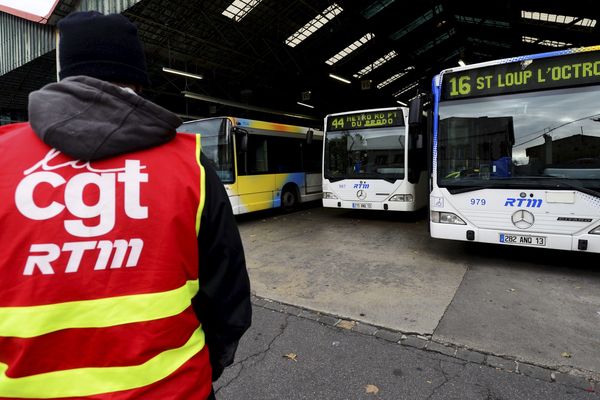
[376,66,415,89]
[361,0,396,19]
[353,50,397,78]
[467,37,510,48]
[455,15,509,28]
[325,33,375,66]
[390,5,443,41]
[286,4,343,48]
[522,36,572,48]
[414,29,455,56]
[521,10,596,28]
[222,0,263,22]
[392,81,419,97]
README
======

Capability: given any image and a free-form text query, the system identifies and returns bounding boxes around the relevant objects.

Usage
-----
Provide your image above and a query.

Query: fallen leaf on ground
[561,352,572,358]
[283,353,298,362]
[365,384,379,394]
[337,320,356,330]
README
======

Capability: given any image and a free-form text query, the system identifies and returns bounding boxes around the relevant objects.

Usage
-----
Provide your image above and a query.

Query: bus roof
[183,116,322,137]
[435,45,600,78]
[325,106,407,119]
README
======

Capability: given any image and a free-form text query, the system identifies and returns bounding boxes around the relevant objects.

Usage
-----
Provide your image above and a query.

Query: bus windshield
[437,85,600,192]
[178,118,235,183]
[325,126,406,181]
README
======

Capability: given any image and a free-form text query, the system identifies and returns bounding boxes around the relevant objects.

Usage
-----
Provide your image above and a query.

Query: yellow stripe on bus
[0,327,205,398]
[0,280,199,338]
[195,134,206,236]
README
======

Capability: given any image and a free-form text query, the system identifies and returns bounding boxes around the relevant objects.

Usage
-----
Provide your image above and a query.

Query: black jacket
[195,153,252,380]
[28,76,252,381]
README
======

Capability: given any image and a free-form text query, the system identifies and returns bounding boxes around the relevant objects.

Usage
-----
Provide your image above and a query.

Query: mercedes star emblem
[511,210,535,229]
[357,190,367,200]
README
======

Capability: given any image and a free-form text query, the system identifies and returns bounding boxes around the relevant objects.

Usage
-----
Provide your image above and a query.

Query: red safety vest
[0,123,211,399]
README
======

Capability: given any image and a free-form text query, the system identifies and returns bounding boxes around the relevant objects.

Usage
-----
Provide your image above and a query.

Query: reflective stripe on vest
[0,327,205,398]
[0,280,199,338]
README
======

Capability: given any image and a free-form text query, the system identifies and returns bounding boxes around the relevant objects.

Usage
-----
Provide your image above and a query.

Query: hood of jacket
[28,76,182,161]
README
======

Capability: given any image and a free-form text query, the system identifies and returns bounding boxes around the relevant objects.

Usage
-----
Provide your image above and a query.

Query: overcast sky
[439,85,600,163]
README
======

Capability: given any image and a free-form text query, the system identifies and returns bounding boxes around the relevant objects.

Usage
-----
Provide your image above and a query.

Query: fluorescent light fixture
[183,91,317,121]
[329,73,351,84]
[286,4,343,48]
[163,67,204,80]
[325,33,375,65]
[354,50,398,78]
[393,82,419,97]
[521,10,596,28]
[222,0,263,22]
[297,101,314,109]
[376,66,415,89]
[396,100,407,106]
[458,59,466,67]
[522,35,572,48]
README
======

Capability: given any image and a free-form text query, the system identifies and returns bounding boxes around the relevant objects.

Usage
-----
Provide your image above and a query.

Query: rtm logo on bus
[504,198,543,208]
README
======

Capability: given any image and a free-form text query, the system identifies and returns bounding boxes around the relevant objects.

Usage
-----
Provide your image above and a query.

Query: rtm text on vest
[23,239,144,275]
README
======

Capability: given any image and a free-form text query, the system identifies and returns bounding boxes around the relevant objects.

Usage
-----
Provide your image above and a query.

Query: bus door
[302,137,323,194]
[236,132,276,212]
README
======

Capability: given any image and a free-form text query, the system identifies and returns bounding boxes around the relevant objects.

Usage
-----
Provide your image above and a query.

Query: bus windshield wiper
[446,185,497,194]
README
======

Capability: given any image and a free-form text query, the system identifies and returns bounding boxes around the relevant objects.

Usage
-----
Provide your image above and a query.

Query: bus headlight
[389,194,414,202]
[589,226,600,234]
[323,192,338,199]
[431,211,466,225]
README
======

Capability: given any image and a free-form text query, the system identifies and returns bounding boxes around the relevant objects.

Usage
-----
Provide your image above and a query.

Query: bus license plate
[499,233,546,246]
[352,202,372,209]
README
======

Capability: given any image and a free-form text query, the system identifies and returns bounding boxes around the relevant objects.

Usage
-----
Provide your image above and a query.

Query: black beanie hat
[57,11,150,86]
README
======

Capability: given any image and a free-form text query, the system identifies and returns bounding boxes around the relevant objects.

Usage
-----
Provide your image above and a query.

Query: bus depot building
[1,1,600,398]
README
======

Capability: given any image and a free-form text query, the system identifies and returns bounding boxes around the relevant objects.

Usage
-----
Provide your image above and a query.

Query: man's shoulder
[0,122,31,133]
[0,122,34,142]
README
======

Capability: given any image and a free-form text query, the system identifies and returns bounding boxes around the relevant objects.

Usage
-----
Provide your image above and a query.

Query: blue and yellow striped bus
[179,117,323,214]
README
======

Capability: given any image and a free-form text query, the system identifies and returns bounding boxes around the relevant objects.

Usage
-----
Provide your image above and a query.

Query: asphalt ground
[214,304,598,399]
[235,204,600,381]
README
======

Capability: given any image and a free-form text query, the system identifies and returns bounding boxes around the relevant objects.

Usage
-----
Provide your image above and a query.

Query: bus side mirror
[306,129,314,144]
[241,132,248,152]
[408,96,423,127]
[234,127,249,152]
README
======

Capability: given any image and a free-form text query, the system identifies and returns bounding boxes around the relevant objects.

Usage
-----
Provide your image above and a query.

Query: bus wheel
[281,187,298,212]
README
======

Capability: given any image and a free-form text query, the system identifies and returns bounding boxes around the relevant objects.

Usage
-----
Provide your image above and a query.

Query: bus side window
[249,136,268,174]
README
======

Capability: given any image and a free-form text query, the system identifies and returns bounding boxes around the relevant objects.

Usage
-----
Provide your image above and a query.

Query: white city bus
[322,107,428,211]
[430,46,600,253]
[179,117,323,215]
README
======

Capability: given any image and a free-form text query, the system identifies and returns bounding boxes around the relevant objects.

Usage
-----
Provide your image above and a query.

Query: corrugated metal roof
[0,0,142,76]
[0,14,54,75]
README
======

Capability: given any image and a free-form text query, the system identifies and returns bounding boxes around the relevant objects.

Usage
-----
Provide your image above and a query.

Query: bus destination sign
[442,49,600,100]
[327,110,404,131]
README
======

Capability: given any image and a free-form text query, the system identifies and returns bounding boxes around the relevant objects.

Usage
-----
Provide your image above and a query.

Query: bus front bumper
[323,199,418,212]
[430,223,600,253]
